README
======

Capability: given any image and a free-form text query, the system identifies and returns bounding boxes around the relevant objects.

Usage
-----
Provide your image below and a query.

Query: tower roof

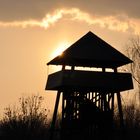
[47,31,132,68]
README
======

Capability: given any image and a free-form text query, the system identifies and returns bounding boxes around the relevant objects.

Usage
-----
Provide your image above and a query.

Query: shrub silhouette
[113,101,140,140]
[0,95,50,140]
[1,95,140,140]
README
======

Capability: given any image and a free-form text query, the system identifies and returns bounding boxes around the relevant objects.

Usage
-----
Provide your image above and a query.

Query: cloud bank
[0,0,140,21]
[0,8,139,34]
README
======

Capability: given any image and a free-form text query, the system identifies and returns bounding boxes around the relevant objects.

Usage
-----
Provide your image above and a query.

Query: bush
[113,101,140,140]
[0,95,50,140]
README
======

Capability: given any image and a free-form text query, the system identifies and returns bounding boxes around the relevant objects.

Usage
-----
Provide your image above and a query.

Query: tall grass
[113,99,140,140]
[0,95,50,140]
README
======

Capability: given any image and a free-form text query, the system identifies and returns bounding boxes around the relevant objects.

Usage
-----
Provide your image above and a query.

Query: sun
[51,41,70,58]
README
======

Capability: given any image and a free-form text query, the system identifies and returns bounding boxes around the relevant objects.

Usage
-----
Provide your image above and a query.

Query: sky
[0,0,139,116]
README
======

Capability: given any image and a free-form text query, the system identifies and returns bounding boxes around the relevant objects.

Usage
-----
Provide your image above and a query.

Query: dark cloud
[0,0,56,21]
[0,0,140,21]
[61,0,140,18]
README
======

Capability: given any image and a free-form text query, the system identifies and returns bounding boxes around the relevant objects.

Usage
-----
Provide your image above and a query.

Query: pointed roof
[47,31,132,68]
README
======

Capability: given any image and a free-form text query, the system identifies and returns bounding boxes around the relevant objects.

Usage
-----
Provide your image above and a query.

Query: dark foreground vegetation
[113,102,140,140]
[0,95,50,140]
[0,95,140,140]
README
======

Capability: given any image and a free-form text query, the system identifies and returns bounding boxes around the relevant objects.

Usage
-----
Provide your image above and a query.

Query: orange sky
[0,0,139,116]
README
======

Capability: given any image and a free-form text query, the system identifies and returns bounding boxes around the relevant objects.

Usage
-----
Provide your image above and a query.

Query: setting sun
[51,41,70,58]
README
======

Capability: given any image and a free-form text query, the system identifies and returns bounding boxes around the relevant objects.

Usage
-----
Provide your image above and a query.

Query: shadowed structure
[47,31,132,68]
[46,31,133,140]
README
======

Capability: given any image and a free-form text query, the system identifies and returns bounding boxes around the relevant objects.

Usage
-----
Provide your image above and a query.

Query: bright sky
[0,0,139,116]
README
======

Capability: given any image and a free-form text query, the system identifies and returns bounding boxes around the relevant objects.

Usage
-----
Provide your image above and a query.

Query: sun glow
[51,41,70,58]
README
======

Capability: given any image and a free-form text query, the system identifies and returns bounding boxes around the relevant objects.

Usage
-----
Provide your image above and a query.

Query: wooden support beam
[111,93,114,118]
[50,91,61,140]
[117,92,124,128]
[62,93,65,122]
[114,67,124,128]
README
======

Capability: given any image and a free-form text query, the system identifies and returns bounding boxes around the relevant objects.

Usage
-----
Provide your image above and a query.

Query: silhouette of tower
[46,31,133,140]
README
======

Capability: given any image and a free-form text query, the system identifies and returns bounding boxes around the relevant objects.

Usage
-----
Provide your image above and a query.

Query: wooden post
[111,93,114,118]
[117,92,124,128]
[62,65,65,70]
[62,92,65,126]
[114,68,124,128]
[50,91,61,140]
[71,65,75,70]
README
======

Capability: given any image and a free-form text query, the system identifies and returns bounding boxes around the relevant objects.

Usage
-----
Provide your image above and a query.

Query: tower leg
[50,91,61,140]
[111,93,114,118]
[114,68,124,128]
[117,92,124,128]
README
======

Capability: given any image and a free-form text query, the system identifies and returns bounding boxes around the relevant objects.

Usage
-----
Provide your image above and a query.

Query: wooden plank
[46,70,133,92]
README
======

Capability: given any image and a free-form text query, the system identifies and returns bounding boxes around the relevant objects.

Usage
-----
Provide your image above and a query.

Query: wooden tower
[46,31,133,140]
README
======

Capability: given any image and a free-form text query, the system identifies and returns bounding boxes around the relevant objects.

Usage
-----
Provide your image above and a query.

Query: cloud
[0,8,139,34]
[0,9,63,28]
[0,0,54,21]
[0,1,140,34]
[0,0,140,21]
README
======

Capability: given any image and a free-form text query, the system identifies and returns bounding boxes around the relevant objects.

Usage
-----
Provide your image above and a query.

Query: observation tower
[46,31,133,140]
